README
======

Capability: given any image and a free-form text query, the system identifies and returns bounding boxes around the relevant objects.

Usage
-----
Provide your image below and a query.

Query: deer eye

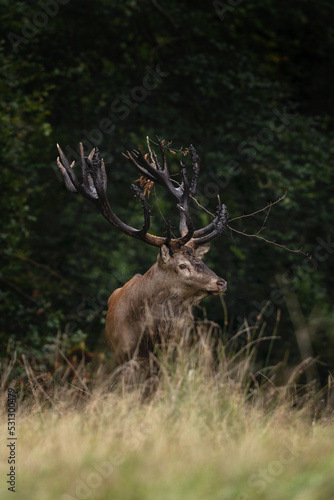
[179,264,187,270]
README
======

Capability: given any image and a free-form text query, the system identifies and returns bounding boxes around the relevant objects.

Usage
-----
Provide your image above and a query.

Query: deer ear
[194,245,211,259]
[159,244,171,263]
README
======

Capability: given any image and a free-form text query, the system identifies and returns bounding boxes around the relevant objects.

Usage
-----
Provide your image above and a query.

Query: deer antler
[123,137,227,246]
[57,143,165,246]
[57,139,227,250]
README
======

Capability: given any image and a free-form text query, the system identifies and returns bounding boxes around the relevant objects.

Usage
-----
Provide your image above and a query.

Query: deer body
[105,244,227,364]
[57,137,228,371]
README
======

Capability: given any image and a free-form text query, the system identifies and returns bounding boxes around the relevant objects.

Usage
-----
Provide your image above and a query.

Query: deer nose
[216,279,227,292]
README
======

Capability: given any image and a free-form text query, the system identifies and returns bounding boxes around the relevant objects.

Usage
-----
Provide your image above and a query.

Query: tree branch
[227,225,308,257]
[228,192,287,222]
[7,252,82,292]
[0,277,37,305]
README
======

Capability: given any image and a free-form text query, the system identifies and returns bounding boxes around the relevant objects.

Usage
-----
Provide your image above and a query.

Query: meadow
[1,325,334,500]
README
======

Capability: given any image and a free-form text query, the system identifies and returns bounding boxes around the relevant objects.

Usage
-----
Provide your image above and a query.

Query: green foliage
[0,0,333,381]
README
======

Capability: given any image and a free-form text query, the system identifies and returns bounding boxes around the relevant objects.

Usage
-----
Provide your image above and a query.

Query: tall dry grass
[1,318,334,500]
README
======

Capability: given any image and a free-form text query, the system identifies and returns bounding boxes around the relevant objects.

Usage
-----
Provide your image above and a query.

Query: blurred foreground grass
[1,343,334,500]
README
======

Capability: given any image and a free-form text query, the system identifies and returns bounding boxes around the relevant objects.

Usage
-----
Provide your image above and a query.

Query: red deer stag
[56,139,227,371]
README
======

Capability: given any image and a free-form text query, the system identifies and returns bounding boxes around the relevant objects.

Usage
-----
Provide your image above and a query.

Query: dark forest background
[1,0,333,385]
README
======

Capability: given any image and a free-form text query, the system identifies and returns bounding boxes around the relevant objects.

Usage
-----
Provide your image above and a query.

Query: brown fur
[105,242,227,366]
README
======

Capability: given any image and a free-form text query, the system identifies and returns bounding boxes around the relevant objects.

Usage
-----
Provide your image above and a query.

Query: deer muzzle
[216,279,227,293]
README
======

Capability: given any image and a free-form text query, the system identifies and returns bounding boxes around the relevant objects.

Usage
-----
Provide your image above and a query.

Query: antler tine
[57,143,99,202]
[192,220,215,238]
[193,200,228,245]
[79,142,89,185]
[180,161,189,200]
[176,204,195,246]
[155,135,168,172]
[125,148,180,202]
[57,144,81,194]
[123,151,158,183]
[188,145,200,197]
[179,160,190,236]
[57,156,77,192]
[89,147,108,199]
[151,149,163,171]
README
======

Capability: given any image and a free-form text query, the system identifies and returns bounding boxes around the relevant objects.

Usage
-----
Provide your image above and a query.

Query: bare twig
[0,352,17,392]
[226,336,281,367]
[190,195,216,217]
[0,277,37,305]
[151,0,177,28]
[227,225,308,256]
[7,252,81,292]
[228,192,287,222]
[225,192,308,255]
[22,355,55,408]
[57,348,91,394]
[148,137,189,157]
[255,204,271,235]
